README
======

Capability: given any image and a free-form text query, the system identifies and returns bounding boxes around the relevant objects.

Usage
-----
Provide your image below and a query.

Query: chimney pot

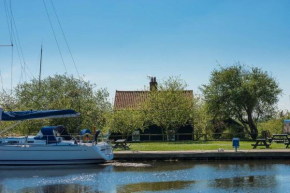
[150,77,157,91]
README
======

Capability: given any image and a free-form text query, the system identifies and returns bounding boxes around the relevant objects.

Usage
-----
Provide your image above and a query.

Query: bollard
[232,138,239,152]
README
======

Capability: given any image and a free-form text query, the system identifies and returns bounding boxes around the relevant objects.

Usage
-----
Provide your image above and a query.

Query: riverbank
[114,149,290,160]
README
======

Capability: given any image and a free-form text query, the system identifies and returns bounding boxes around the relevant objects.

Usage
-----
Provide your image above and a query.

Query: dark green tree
[201,64,282,139]
[0,74,111,134]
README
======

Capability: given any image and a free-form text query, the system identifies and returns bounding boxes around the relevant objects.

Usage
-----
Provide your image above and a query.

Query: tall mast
[39,45,43,91]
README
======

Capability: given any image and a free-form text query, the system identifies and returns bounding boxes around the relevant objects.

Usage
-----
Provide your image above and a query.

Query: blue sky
[0,0,290,110]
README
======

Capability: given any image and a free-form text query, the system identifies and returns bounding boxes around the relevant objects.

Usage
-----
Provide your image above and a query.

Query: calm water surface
[0,160,290,192]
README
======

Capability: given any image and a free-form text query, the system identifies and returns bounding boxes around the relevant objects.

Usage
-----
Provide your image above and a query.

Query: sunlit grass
[113,141,288,151]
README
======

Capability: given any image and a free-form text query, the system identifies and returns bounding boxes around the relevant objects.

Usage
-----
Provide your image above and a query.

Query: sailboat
[0,106,114,165]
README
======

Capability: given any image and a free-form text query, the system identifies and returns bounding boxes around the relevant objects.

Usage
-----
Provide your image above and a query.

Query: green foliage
[144,76,194,137]
[0,74,111,134]
[258,119,282,136]
[201,64,282,139]
[0,91,20,134]
[192,95,211,139]
[106,108,147,138]
[258,110,290,136]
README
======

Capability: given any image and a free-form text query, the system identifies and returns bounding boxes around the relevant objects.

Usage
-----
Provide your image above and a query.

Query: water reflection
[0,160,290,192]
[213,175,276,190]
[0,165,112,193]
[117,180,195,193]
[21,184,97,193]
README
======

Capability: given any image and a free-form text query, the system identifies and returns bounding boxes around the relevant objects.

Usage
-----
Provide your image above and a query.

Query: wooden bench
[251,139,271,149]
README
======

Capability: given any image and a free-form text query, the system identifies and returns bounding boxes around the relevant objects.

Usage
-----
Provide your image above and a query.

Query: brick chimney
[150,77,157,91]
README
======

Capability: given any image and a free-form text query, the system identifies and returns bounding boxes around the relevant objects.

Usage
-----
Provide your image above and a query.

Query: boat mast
[39,45,43,91]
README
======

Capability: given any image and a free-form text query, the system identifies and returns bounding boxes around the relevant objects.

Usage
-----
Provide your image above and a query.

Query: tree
[201,64,282,139]
[0,91,20,134]
[106,108,147,139]
[192,95,211,140]
[144,76,194,140]
[1,74,111,134]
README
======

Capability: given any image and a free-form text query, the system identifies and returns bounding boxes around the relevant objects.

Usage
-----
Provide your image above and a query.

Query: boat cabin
[0,125,75,145]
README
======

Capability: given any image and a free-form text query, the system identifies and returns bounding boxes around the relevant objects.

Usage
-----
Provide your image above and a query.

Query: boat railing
[0,134,106,146]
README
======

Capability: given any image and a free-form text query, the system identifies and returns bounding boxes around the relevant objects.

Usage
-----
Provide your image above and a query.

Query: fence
[110,132,254,142]
[2,132,255,142]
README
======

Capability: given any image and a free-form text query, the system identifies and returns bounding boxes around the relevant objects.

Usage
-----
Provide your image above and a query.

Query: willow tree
[144,77,194,140]
[201,64,282,139]
[10,74,111,134]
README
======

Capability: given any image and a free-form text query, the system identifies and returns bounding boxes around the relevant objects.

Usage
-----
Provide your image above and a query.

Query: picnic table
[251,139,271,149]
[113,139,130,150]
[267,134,290,148]
[269,134,289,143]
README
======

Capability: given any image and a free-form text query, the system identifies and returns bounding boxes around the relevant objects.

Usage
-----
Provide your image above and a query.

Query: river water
[1,160,290,192]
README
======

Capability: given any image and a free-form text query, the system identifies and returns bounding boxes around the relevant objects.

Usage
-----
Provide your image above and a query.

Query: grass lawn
[113,141,287,151]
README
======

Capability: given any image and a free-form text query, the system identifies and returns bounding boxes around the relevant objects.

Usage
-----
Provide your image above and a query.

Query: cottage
[111,77,194,141]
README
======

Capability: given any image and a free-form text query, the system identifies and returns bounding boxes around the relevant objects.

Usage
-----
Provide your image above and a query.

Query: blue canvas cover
[54,125,72,140]
[34,126,57,144]
[80,129,92,136]
[1,109,79,121]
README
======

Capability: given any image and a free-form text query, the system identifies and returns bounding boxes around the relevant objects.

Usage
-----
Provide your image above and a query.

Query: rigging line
[0,70,4,91]
[42,0,67,72]
[50,0,80,78]
[3,0,12,44]
[9,0,13,45]
[10,5,26,68]
[22,68,26,82]
[10,22,35,80]
[19,66,23,84]
[4,0,23,84]
[7,20,22,69]
[24,64,26,82]
[9,21,33,82]
[9,0,14,96]
[14,44,25,85]
[20,68,32,80]
[18,64,24,85]
[10,42,13,95]
[24,65,34,79]
[8,1,27,84]
[11,32,23,83]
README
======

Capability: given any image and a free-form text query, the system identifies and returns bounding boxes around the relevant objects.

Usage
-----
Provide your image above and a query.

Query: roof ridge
[116,90,193,92]
[116,90,150,92]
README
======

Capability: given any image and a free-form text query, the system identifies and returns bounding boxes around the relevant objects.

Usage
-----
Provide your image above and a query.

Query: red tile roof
[114,90,193,110]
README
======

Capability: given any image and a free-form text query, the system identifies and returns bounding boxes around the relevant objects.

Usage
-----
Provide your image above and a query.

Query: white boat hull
[0,143,114,165]
[0,159,104,165]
